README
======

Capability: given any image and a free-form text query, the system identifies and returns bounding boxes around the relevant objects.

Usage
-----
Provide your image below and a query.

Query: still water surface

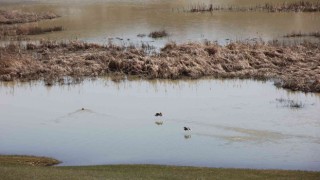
[1,0,320,46]
[0,78,320,170]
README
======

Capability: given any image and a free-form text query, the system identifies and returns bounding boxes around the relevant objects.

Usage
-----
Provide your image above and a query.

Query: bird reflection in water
[155,121,163,125]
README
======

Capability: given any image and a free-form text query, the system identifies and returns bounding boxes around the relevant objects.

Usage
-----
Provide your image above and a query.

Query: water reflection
[0,0,319,46]
[184,134,191,140]
[155,120,163,126]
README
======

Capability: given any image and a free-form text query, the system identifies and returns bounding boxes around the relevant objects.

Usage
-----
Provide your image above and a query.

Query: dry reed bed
[188,1,320,13]
[149,30,168,38]
[284,31,320,38]
[0,10,62,40]
[0,41,319,92]
[0,25,62,37]
[0,10,59,24]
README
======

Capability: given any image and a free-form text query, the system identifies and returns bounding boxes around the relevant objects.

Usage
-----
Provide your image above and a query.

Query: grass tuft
[148,30,168,39]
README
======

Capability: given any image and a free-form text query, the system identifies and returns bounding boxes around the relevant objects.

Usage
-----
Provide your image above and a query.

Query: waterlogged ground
[0,78,320,170]
[0,0,320,46]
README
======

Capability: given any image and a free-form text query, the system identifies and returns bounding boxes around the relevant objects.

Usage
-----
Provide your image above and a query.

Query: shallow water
[0,78,320,170]
[1,0,320,47]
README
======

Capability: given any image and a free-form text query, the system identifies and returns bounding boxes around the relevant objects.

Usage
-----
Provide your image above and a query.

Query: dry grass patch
[0,40,319,92]
[149,30,168,38]
[284,31,320,38]
[0,10,59,24]
[188,1,320,13]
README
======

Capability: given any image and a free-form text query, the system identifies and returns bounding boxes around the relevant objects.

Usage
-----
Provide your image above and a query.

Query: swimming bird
[81,108,85,110]
[184,127,191,131]
[155,112,162,117]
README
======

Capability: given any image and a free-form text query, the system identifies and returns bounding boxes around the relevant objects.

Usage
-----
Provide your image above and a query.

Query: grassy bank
[0,156,319,180]
[0,40,319,93]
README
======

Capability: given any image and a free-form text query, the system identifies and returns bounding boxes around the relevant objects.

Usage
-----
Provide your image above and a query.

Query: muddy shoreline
[0,40,319,93]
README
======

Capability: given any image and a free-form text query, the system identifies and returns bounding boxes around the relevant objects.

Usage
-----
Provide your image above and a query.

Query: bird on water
[184,127,191,131]
[155,112,162,117]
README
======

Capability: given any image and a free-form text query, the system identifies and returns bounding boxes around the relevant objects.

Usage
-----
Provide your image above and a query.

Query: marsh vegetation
[148,30,168,39]
[0,10,59,24]
[0,10,62,40]
[188,1,320,13]
[284,31,320,38]
[0,40,319,92]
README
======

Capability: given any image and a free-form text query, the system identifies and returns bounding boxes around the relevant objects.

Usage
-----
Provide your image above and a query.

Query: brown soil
[0,155,60,166]
[0,10,60,24]
[0,40,319,92]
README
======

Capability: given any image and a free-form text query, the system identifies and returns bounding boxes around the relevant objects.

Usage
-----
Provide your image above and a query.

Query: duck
[184,127,191,131]
[155,112,162,117]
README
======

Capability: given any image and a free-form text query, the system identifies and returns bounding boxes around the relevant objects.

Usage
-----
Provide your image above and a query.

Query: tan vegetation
[189,1,320,13]
[0,10,59,24]
[284,31,320,38]
[0,40,319,92]
[1,25,62,37]
[149,30,168,38]
[0,10,62,40]
[0,155,60,166]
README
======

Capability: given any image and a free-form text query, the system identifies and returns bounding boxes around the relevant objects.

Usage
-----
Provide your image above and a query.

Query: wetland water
[0,0,320,46]
[1,0,320,172]
[0,79,320,170]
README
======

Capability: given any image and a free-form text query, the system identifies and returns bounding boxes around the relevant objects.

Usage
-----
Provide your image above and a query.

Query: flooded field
[0,79,320,170]
[0,0,320,46]
[1,0,320,174]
